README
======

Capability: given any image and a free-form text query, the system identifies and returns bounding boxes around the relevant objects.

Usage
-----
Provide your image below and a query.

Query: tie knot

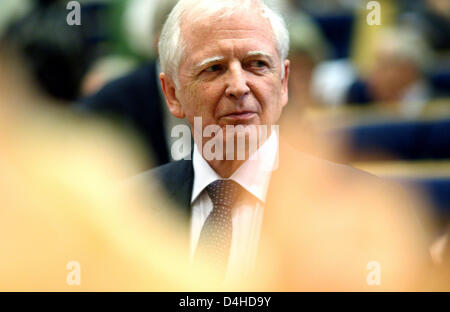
[206,179,241,208]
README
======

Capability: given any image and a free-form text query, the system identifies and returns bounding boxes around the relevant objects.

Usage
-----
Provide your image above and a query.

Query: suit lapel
[155,159,194,220]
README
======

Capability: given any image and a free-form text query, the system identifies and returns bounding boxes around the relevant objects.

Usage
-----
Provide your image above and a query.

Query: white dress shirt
[190,132,278,278]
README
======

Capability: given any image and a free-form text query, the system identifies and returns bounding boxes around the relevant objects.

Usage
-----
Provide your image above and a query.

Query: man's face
[369,51,419,102]
[163,9,289,144]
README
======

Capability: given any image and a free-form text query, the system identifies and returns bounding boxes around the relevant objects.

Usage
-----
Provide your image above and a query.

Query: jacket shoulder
[125,160,194,214]
[278,139,377,181]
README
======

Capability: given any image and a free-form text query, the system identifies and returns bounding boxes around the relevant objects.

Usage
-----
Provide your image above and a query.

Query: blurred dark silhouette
[77,0,183,170]
[3,0,106,101]
[77,61,170,167]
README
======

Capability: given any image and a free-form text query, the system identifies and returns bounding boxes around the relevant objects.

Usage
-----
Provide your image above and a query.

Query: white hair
[158,0,290,87]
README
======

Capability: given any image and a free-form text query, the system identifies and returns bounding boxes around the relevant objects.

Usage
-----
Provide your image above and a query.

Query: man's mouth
[221,111,258,120]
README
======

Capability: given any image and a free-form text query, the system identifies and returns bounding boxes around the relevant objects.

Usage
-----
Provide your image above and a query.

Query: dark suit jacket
[77,60,170,167]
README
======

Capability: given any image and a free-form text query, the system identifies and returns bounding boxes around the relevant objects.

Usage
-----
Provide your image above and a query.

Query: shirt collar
[191,131,278,204]
[191,144,221,204]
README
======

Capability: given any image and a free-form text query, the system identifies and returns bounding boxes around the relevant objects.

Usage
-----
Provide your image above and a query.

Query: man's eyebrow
[194,56,225,71]
[246,51,274,62]
[193,52,274,72]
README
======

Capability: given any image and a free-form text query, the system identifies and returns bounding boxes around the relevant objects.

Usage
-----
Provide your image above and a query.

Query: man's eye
[204,64,222,72]
[248,60,268,68]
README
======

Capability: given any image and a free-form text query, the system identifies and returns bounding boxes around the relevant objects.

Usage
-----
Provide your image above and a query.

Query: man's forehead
[180,8,277,67]
[184,27,277,63]
[181,7,273,42]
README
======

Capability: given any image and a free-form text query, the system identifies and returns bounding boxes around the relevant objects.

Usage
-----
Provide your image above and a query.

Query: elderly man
[133,0,431,287]
[156,0,289,275]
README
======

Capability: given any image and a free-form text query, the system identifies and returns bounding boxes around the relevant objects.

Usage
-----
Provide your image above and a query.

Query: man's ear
[281,59,290,108]
[160,73,185,119]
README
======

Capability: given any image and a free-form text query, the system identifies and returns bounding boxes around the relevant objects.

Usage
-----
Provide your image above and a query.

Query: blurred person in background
[2,0,102,102]
[278,9,335,160]
[0,43,193,291]
[77,0,187,171]
[307,0,449,112]
[346,27,434,119]
[1,0,171,173]
[284,11,329,111]
[80,0,161,94]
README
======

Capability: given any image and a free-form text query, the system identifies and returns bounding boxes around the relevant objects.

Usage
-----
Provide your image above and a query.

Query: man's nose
[225,65,250,100]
